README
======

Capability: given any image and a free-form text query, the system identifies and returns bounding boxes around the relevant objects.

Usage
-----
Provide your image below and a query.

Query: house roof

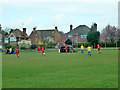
[29,29,57,38]
[58,35,87,43]
[65,25,90,35]
[7,29,28,38]
[58,36,68,43]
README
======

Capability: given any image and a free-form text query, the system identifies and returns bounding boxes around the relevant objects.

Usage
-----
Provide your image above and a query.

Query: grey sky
[0,0,119,35]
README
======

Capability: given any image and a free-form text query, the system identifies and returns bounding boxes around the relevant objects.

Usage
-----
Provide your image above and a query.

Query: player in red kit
[37,46,41,53]
[65,46,68,53]
[42,47,45,56]
[59,46,61,53]
[15,49,19,58]
[97,44,101,54]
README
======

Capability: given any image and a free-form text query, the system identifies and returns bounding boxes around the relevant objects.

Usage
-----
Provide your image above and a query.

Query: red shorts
[98,49,101,51]
[42,51,44,53]
[16,53,19,56]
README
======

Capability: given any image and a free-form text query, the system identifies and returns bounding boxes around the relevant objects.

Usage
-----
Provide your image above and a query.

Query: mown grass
[2,50,118,88]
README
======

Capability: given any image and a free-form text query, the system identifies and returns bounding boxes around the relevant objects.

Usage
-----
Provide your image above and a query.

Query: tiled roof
[7,29,28,38]
[65,25,90,35]
[29,29,56,38]
[58,36,68,43]
[58,35,87,43]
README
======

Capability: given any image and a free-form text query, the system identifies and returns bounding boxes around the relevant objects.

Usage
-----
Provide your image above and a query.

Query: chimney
[55,26,58,31]
[0,24,2,31]
[33,27,36,31]
[94,23,97,31]
[23,28,26,40]
[70,25,73,31]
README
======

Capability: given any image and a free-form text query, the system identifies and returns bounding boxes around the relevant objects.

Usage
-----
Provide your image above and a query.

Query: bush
[100,43,120,47]
[73,42,92,48]
[3,43,12,49]
[12,44,19,49]
[47,43,57,48]
[20,46,26,50]
[31,44,37,49]
[18,40,31,49]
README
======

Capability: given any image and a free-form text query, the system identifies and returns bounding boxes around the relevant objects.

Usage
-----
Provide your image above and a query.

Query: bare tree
[100,25,118,43]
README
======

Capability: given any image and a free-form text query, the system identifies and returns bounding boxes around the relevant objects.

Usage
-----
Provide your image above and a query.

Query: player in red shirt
[59,46,61,53]
[65,46,68,53]
[15,49,19,58]
[42,47,45,56]
[97,44,101,54]
[37,46,41,53]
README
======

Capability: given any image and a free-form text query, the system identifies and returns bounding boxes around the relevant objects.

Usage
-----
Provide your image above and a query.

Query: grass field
[2,50,118,88]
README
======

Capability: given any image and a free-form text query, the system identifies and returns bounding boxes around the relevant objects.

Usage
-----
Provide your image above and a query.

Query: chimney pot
[33,27,36,31]
[70,25,73,31]
[94,23,97,31]
[55,26,58,31]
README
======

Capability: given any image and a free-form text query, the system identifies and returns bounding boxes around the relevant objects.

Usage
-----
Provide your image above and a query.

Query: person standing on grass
[87,46,92,56]
[97,44,101,54]
[80,45,84,53]
[6,48,9,54]
[15,49,19,58]
[42,47,45,56]
[65,46,68,53]
[37,46,41,53]
[59,46,61,53]
[9,48,12,54]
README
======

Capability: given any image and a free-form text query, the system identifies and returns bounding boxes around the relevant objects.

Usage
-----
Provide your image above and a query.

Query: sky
[0,0,119,35]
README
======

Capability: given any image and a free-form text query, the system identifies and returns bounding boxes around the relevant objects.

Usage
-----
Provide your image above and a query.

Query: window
[10,37,16,42]
[36,37,37,42]
[5,38,8,43]
[68,35,72,38]
[81,35,87,39]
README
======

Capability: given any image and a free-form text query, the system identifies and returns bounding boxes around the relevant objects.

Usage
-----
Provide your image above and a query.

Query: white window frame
[8,33,16,42]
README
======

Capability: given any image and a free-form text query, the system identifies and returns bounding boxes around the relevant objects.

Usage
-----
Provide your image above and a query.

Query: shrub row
[73,42,120,48]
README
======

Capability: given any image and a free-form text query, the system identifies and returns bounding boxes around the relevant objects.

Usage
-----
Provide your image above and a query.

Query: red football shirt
[97,46,101,50]
[42,48,44,53]
[16,50,19,53]
[38,46,40,51]
[65,46,67,50]
[60,46,61,50]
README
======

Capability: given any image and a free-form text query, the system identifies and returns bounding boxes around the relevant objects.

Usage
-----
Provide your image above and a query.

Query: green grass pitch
[2,50,118,88]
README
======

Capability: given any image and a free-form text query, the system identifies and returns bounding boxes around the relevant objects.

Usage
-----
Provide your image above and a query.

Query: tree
[9,29,14,33]
[38,40,43,45]
[100,25,118,43]
[46,37,54,44]
[87,31,100,46]
[18,40,31,49]
[5,32,8,36]
[87,23,100,47]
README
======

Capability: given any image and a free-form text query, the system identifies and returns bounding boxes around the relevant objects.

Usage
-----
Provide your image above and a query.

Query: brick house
[58,24,91,44]
[29,27,64,44]
[5,28,29,44]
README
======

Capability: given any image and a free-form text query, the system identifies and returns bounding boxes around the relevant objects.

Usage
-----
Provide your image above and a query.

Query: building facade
[5,28,29,44]
[29,27,63,44]
[58,24,91,44]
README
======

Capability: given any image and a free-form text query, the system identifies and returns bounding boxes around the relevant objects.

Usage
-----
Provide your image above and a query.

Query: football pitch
[2,49,118,88]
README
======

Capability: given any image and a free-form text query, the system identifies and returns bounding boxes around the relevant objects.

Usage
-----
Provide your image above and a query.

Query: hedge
[73,42,92,48]
[73,42,120,48]
[3,43,12,49]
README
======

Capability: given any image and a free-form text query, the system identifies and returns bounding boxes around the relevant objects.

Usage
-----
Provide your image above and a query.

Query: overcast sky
[0,0,119,35]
